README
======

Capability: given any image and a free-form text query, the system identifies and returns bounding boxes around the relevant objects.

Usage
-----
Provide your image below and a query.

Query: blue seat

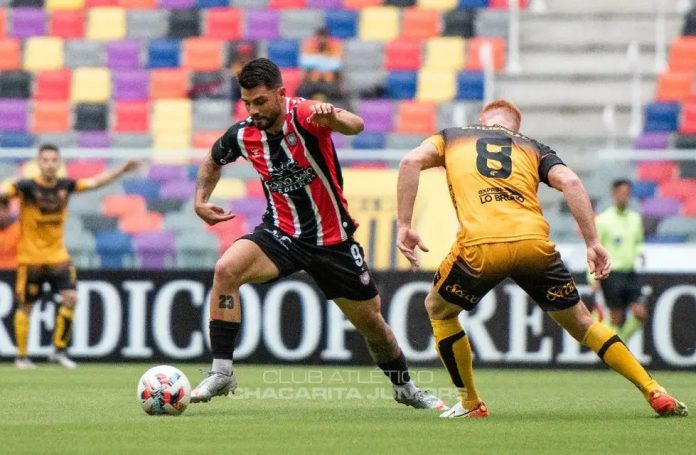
[457,71,484,100]
[387,72,417,99]
[1,131,34,147]
[122,178,162,200]
[95,231,134,269]
[631,181,657,200]
[187,163,199,181]
[459,0,489,6]
[196,0,229,7]
[325,10,358,39]
[267,40,300,68]
[646,234,687,243]
[147,39,181,69]
[352,132,385,149]
[644,102,680,132]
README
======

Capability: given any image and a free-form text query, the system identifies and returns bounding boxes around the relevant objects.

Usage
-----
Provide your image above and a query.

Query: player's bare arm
[194,153,235,226]
[548,164,611,280]
[81,159,141,191]
[396,142,444,270]
[307,102,364,135]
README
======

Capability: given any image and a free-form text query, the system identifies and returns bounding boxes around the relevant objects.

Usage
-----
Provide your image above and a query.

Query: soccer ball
[137,365,191,416]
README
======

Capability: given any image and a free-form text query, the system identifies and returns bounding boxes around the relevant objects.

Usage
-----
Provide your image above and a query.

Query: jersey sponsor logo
[266,161,318,195]
[443,283,481,304]
[478,187,525,205]
[265,228,292,250]
[546,281,577,302]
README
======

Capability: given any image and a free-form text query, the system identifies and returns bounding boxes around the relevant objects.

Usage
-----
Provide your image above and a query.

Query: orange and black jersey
[424,125,565,246]
[5,177,87,265]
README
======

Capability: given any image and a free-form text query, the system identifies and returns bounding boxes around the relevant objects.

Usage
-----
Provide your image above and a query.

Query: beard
[252,112,280,130]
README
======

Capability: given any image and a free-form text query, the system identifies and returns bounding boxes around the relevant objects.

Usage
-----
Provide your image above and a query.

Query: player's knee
[425,291,458,320]
[214,257,244,287]
[633,304,648,322]
[62,292,77,308]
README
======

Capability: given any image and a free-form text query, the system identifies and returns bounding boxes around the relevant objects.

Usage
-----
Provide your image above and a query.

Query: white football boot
[190,370,238,403]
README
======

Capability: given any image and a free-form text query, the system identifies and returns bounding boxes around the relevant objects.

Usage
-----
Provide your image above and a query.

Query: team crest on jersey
[285,133,298,147]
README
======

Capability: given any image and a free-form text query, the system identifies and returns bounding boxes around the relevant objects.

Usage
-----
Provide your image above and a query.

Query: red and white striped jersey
[211,97,357,246]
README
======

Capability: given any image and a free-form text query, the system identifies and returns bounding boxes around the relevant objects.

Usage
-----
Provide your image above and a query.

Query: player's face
[241,85,286,131]
[37,149,61,180]
[612,183,631,209]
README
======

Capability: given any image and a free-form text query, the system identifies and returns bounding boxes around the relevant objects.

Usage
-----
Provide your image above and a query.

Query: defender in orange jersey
[0,144,140,369]
[396,100,687,419]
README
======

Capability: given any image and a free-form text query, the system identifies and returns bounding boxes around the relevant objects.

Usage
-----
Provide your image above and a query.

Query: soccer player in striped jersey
[190,58,445,411]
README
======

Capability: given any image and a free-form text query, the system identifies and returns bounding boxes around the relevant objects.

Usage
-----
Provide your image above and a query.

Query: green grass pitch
[0,364,693,454]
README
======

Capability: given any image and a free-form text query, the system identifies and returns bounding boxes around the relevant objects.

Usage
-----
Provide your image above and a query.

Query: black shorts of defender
[15,262,77,305]
[600,271,642,309]
[241,225,379,301]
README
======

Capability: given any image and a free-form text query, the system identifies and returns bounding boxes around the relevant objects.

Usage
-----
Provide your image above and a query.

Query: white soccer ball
[137,365,191,416]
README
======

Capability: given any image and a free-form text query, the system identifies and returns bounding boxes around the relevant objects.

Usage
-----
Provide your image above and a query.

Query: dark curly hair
[238,58,283,90]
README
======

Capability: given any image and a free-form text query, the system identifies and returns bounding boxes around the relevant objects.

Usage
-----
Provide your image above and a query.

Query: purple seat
[307,0,341,6]
[11,8,46,38]
[634,132,670,150]
[134,231,176,269]
[149,164,186,182]
[331,132,348,149]
[245,10,280,40]
[0,100,28,131]
[159,0,195,7]
[107,40,142,70]
[230,197,267,222]
[359,99,394,133]
[113,70,149,101]
[641,197,681,219]
[78,132,110,148]
[160,180,197,200]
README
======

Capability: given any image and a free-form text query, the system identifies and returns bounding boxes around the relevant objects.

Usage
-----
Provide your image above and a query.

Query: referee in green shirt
[592,179,647,341]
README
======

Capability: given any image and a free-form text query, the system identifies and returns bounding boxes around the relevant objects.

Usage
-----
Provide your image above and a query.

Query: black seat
[168,9,200,38]
[74,104,108,131]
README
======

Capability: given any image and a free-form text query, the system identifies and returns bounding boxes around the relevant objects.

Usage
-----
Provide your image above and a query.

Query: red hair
[479,99,522,129]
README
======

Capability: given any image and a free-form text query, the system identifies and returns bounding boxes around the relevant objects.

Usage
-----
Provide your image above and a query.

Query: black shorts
[600,271,642,309]
[15,262,77,305]
[241,225,379,301]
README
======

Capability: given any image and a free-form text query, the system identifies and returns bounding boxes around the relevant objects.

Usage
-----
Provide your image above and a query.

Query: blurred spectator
[188,72,227,99]
[0,198,19,270]
[298,28,346,105]
[230,43,256,102]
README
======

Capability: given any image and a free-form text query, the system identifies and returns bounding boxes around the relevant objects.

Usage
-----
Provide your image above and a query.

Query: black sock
[209,320,240,360]
[377,351,411,386]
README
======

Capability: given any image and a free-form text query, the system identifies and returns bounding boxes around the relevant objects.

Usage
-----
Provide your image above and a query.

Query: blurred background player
[0,144,140,370]
[396,100,687,418]
[591,179,647,342]
[0,198,20,270]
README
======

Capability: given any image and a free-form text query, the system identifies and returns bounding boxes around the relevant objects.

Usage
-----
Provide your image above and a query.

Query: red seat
[49,10,85,38]
[401,8,440,40]
[35,70,71,100]
[67,160,106,179]
[234,99,248,122]
[192,130,225,149]
[660,179,696,202]
[85,0,118,5]
[679,100,696,134]
[204,8,242,40]
[467,37,506,71]
[655,71,694,101]
[0,39,21,71]
[182,38,224,72]
[668,36,696,71]
[120,212,163,234]
[0,9,6,37]
[281,68,302,97]
[245,179,264,198]
[396,101,436,134]
[682,199,696,216]
[208,216,248,254]
[269,0,306,7]
[32,100,70,133]
[103,194,147,218]
[114,101,149,132]
[150,68,190,99]
[385,39,422,71]
[490,0,528,7]
[637,161,679,183]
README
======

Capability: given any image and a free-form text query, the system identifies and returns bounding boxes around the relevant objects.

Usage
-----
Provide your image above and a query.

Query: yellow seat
[153,131,192,150]
[423,37,465,70]
[152,99,192,133]
[417,68,456,102]
[87,7,126,41]
[358,6,400,42]
[416,0,457,11]
[211,178,246,200]
[71,68,111,102]
[46,0,85,10]
[24,37,64,71]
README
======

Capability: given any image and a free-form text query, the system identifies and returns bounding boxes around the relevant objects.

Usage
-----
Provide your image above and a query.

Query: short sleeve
[74,179,91,192]
[211,125,243,166]
[532,139,565,186]
[2,180,19,198]
[422,133,445,158]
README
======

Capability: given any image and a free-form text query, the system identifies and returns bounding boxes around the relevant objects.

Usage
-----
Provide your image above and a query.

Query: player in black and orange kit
[396,100,687,418]
[0,144,140,369]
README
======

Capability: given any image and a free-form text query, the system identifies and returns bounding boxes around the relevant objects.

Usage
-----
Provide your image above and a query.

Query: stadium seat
[87,7,126,40]
[384,71,416,100]
[114,101,149,132]
[679,100,696,134]
[417,0,455,10]
[208,216,248,253]
[423,37,465,70]
[489,0,528,7]
[457,71,484,100]
[102,194,147,218]
[78,131,110,148]
[107,40,142,69]
[74,103,108,130]
[631,181,657,200]
[150,68,190,99]
[0,71,31,98]
[386,0,415,7]
[123,178,162,200]
[344,40,384,70]
[133,231,176,269]
[359,7,399,42]
[87,0,118,5]
[270,0,304,7]
[325,9,357,39]
[400,8,440,40]
[147,39,181,68]
[281,68,302,97]
[71,68,111,103]
[1,131,34,147]
[32,100,70,132]
[67,160,106,179]
[0,99,28,131]
[46,0,84,8]
[148,164,185,182]
[343,0,381,7]
[245,179,264,198]
[192,130,224,149]
[211,178,246,199]
[417,69,456,102]
[385,39,421,71]
[660,179,696,202]
[359,99,394,133]
[160,179,196,199]
[467,37,506,70]
[181,38,223,71]
[674,133,696,149]
[113,69,148,101]
[644,101,680,132]
[308,0,340,7]
[245,9,280,40]
[168,9,200,38]
[396,101,436,134]
[668,36,696,71]
[49,10,85,38]
[95,231,133,268]
[111,133,152,148]
[385,132,426,149]
[641,197,681,219]
[267,40,299,68]
[204,7,242,40]
[24,37,64,71]
[0,9,5,37]
[682,199,696,217]
[65,40,106,68]
[11,8,46,38]
[193,99,231,130]
[148,198,184,214]
[655,71,693,102]
[459,0,488,6]
[352,132,385,149]
[127,10,170,39]
[646,233,688,243]
[161,0,196,7]
[637,162,678,183]
[175,230,218,267]
[279,9,324,40]
[231,0,268,8]
[634,132,670,150]
[82,213,118,233]
[228,197,265,220]
[153,130,191,150]
[680,160,696,178]
[443,8,476,37]
[197,0,228,6]
[119,0,157,6]
[0,39,21,71]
